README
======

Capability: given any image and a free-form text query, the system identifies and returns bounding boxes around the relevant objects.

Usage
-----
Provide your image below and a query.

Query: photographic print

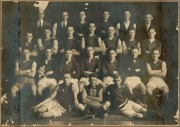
[1,1,179,126]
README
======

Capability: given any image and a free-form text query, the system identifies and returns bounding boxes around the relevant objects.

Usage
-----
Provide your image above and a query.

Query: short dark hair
[102,9,110,14]
[63,71,72,77]
[131,46,139,52]
[152,47,161,54]
[148,27,156,32]
[113,73,121,79]
[44,26,52,31]
[89,73,98,79]
[128,27,136,32]
[107,47,116,54]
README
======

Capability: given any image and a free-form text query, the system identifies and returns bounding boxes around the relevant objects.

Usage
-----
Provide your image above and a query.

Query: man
[30,10,51,39]
[102,47,121,78]
[78,46,102,101]
[37,27,58,64]
[146,48,169,108]
[58,49,80,84]
[141,27,161,62]
[122,27,141,55]
[139,13,160,41]
[77,73,107,118]
[10,48,37,114]
[97,10,114,40]
[33,73,79,118]
[116,10,136,41]
[81,22,104,57]
[75,11,88,40]
[124,46,146,104]
[60,26,80,56]
[52,11,71,48]
[104,74,147,118]
[104,26,122,55]
[19,32,37,59]
[37,48,58,97]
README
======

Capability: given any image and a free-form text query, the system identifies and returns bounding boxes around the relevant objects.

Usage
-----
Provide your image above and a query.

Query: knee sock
[77,92,83,104]
[95,107,106,119]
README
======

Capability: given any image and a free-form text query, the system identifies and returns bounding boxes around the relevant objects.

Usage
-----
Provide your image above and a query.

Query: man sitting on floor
[33,72,79,118]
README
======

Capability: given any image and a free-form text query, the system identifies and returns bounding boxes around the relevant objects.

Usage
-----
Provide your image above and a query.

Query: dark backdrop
[2,3,178,118]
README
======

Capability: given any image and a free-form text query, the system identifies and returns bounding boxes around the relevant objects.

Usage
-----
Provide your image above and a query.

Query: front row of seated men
[9,45,169,119]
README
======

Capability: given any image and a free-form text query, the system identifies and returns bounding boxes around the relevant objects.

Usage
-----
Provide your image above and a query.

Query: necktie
[39,21,41,28]
[62,22,65,28]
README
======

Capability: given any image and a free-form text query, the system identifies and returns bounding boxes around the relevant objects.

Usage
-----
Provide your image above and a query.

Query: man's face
[38,12,44,20]
[148,29,156,38]
[89,23,96,33]
[66,50,73,60]
[114,77,122,87]
[124,11,131,20]
[63,74,71,85]
[103,11,110,20]
[152,50,160,61]
[67,27,74,37]
[129,30,135,39]
[87,47,94,57]
[45,49,52,58]
[26,33,33,42]
[145,14,153,24]
[23,49,30,60]
[62,12,69,21]
[131,48,139,59]
[109,50,116,60]
[108,27,115,37]
[44,29,51,38]
[79,11,86,21]
[90,77,97,87]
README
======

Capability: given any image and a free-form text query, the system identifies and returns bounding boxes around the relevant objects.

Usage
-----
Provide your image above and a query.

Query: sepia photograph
[1,1,179,126]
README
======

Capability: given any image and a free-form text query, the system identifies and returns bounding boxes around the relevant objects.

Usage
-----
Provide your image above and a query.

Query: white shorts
[59,78,79,85]
[38,78,57,88]
[119,100,143,118]
[43,100,66,118]
[103,76,114,87]
[146,77,167,90]
[124,76,142,89]
[80,77,102,86]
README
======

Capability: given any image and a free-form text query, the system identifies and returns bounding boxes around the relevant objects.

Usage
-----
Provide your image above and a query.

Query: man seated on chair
[146,47,169,110]
[37,47,58,99]
[58,49,80,85]
[33,72,79,118]
[10,48,37,114]
[124,46,146,105]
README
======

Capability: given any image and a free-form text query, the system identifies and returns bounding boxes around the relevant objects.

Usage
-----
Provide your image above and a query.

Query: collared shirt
[142,39,161,53]
[102,59,121,76]
[124,57,145,77]
[124,21,131,30]
[38,20,43,27]
[58,57,80,80]
[146,22,151,31]
[61,21,67,27]
[81,57,101,75]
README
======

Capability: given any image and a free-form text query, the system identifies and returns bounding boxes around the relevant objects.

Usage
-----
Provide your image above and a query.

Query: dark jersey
[124,57,145,78]
[104,37,119,49]
[55,83,73,110]
[84,85,102,97]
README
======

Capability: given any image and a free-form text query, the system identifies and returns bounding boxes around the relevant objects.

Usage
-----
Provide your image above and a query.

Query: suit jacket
[139,22,160,41]
[30,20,51,39]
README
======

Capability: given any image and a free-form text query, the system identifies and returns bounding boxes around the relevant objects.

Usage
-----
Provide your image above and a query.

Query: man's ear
[151,17,153,21]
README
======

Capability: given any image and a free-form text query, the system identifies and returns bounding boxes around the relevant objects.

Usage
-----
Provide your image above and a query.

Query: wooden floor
[2,112,169,126]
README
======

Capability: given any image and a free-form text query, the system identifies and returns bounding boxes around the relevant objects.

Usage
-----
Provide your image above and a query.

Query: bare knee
[162,86,169,96]
[79,81,85,92]
[31,85,36,96]
[11,86,19,97]
[146,86,154,95]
